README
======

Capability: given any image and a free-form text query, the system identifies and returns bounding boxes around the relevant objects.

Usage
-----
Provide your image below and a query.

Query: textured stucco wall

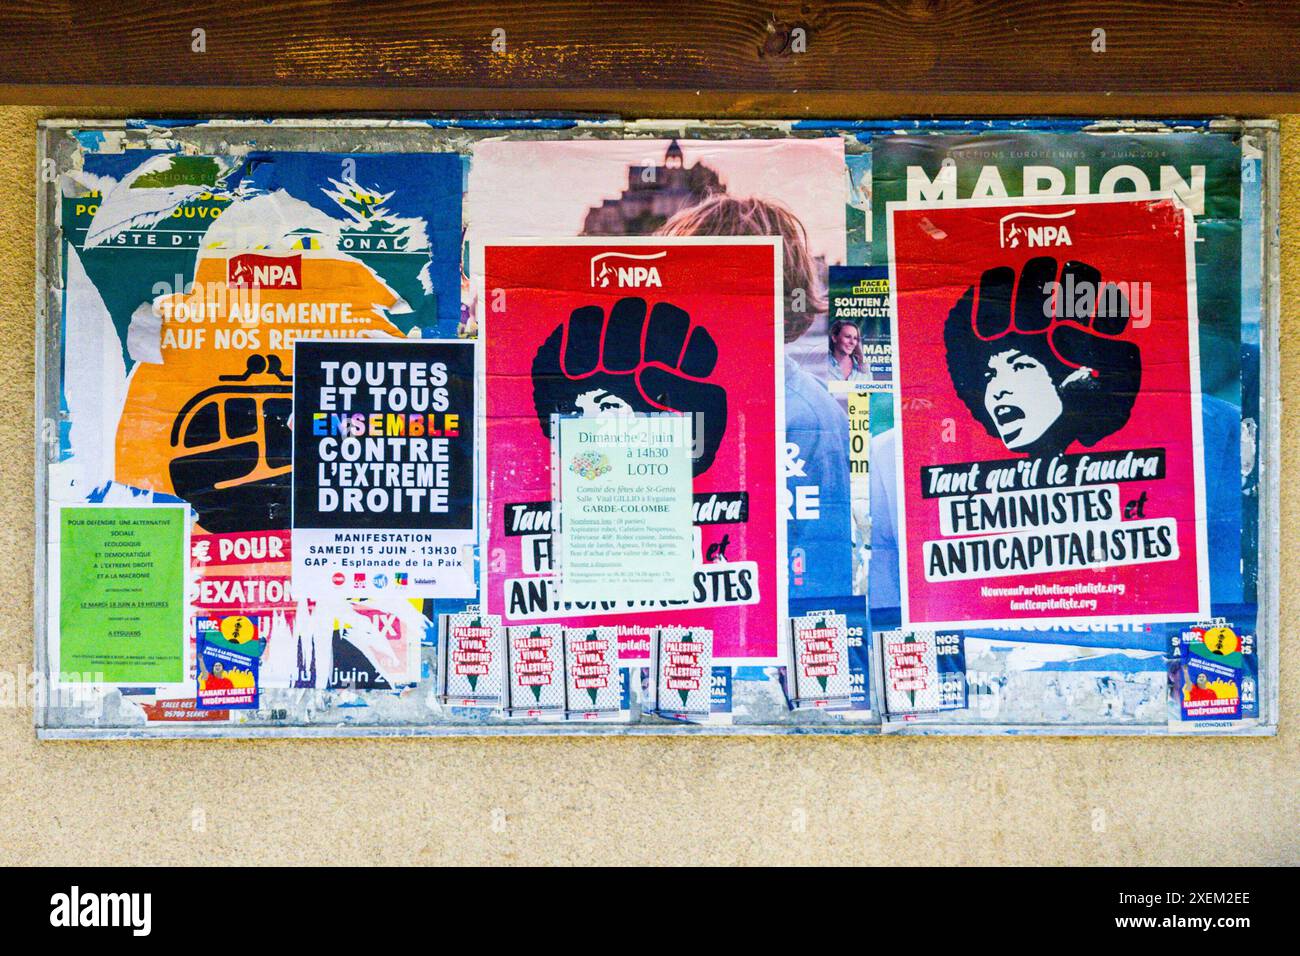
[0,107,1293,865]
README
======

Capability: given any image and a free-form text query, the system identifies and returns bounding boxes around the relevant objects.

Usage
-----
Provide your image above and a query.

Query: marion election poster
[479,237,787,663]
[888,195,1209,628]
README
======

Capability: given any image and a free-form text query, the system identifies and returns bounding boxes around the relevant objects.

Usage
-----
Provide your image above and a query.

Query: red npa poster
[888,195,1209,628]
[479,237,787,662]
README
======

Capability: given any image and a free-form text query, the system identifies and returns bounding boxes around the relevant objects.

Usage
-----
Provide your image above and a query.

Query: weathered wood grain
[0,0,1295,108]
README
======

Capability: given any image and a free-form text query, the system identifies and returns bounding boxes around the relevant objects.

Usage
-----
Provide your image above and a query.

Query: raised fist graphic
[532,296,728,475]
[944,256,1142,455]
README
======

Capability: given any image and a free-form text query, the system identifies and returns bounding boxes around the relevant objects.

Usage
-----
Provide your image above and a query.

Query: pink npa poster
[888,195,1209,628]
[480,237,787,663]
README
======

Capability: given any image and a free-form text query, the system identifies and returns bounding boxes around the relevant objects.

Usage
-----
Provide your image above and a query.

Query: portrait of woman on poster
[827,318,869,384]
[870,259,1244,612]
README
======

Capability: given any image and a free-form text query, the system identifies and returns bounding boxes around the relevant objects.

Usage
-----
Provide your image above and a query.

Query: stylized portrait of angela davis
[944,257,1143,458]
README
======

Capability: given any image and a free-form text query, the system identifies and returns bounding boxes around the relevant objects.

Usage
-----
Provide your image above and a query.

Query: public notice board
[33,117,1279,738]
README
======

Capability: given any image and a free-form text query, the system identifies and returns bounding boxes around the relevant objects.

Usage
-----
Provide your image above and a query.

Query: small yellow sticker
[1202,626,1240,656]
[219,614,259,645]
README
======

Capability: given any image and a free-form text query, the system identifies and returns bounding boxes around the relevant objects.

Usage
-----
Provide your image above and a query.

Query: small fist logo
[532,296,727,474]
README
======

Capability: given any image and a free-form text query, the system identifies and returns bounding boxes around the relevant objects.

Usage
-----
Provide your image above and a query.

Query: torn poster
[465,135,854,625]
[35,117,1276,739]
[54,147,462,700]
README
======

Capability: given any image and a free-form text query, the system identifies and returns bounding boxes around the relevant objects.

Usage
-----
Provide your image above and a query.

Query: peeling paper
[32,117,1276,739]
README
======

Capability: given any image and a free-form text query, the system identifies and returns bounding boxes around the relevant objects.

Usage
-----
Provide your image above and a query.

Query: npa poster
[480,237,787,663]
[291,339,476,599]
[888,195,1209,627]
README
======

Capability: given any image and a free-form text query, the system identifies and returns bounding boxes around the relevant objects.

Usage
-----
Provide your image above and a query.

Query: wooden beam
[1,1,1296,105]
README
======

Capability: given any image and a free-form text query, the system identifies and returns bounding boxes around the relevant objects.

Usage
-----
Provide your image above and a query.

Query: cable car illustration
[116,248,406,533]
[167,353,293,533]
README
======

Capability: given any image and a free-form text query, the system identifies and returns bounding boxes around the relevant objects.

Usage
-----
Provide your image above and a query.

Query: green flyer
[57,505,187,684]
[557,414,694,604]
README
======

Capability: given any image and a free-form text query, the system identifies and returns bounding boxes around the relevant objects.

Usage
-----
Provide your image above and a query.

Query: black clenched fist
[532,296,728,475]
[944,257,1142,452]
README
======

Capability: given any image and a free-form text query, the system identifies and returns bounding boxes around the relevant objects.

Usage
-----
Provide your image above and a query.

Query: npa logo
[228,253,303,289]
[590,251,666,289]
[999,210,1075,249]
